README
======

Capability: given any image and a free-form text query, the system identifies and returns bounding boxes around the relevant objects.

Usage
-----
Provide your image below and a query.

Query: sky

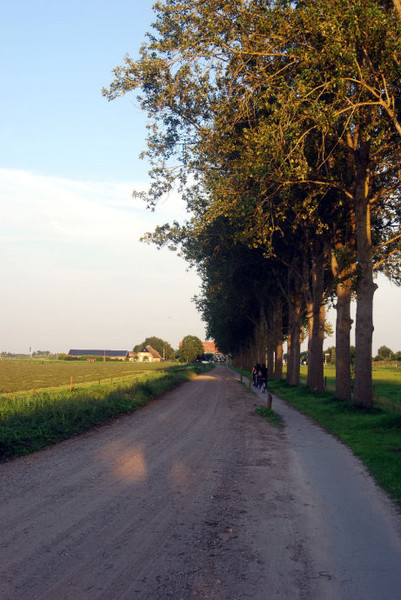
[1,1,400,356]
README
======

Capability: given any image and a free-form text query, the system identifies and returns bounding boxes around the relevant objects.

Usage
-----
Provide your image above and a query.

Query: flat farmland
[0,360,167,395]
[296,363,401,411]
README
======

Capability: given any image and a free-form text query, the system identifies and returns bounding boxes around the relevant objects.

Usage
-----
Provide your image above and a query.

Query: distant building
[133,345,163,362]
[177,340,221,357]
[68,349,128,360]
[202,341,219,354]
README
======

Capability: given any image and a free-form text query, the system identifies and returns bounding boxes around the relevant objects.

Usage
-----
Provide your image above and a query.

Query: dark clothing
[252,364,260,387]
[260,364,268,391]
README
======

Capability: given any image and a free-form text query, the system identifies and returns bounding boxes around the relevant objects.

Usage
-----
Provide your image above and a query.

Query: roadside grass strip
[266,378,401,510]
[255,406,283,428]
[0,364,213,462]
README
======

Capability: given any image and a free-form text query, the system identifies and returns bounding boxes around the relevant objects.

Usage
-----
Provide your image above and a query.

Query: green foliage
[325,346,336,364]
[376,345,394,360]
[194,231,278,355]
[178,335,204,363]
[255,406,283,429]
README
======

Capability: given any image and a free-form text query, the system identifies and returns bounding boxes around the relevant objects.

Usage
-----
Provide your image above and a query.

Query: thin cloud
[1,168,160,244]
[0,168,205,353]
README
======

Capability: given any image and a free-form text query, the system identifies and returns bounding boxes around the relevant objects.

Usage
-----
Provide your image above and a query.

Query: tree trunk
[393,0,401,23]
[331,233,356,400]
[267,339,274,378]
[335,275,353,400]
[306,298,313,388]
[263,307,274,377]
[353,142,377,408]
[275,339,283,379]
[256,310,268,366]
[308,302,326,392]
[287,292,302,386]
[306,239,326,392]
[273,300,283,379]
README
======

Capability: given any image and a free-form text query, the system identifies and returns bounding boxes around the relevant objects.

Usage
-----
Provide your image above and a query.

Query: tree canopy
[179,335,204,363]
[133,336,175,360]
[105,0,401,407]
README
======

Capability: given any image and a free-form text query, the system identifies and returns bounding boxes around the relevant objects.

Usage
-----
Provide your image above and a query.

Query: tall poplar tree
[104,0,401,406]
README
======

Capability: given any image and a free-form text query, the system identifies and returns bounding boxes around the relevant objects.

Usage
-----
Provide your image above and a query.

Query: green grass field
[298,362,401,411]
[0,359,168,394]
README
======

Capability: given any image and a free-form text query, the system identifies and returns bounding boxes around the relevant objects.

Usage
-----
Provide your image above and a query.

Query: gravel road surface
[1,366,401,599]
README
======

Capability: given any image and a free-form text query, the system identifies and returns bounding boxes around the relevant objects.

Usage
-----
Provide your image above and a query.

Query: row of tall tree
[104,0,401,407]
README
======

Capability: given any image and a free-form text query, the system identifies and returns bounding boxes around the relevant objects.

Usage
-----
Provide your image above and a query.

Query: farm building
[133,345,163,362]
[202,341,219,354]
[178,340,219,354]
[68,349,129,360]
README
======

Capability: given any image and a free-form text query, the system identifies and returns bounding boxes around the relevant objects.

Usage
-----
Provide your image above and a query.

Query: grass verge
[255,406,283,428]
[0,363,213,462]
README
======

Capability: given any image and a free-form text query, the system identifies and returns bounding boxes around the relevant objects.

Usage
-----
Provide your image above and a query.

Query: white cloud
[4,168,399,356]
[0,168,205,353]
[0,168,188,246]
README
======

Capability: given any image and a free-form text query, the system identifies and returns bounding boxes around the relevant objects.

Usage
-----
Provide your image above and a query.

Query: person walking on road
[252,363,260,387]
[260,363,268,392]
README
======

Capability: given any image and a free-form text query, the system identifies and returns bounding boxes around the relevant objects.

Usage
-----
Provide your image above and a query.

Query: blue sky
[1,0,153,181]
[1,1,400,355]
[1,0,206,353]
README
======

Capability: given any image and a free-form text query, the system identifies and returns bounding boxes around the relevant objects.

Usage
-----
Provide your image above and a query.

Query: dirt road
[1,366,401,600]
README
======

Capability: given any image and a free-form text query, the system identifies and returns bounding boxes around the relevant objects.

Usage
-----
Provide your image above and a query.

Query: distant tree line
[373,346,401,361]
[0,336,208,363]
[311,345,401,366]
[0,351,58,359]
